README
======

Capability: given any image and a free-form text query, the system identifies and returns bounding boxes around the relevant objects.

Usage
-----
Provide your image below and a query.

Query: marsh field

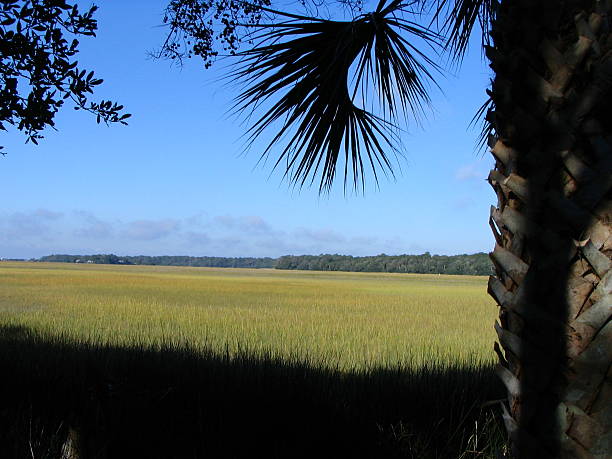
[0,262,506,458]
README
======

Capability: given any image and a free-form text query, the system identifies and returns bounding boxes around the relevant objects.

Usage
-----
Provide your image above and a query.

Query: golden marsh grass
[0,261,497,370]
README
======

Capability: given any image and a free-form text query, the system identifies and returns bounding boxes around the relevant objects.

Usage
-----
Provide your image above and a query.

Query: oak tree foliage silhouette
[0,0,130,153]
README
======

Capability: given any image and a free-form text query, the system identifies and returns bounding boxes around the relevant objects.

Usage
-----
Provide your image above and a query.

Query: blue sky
[1,1,495,259]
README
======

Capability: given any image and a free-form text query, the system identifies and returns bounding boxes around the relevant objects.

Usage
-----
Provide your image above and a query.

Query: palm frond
[431,0,497,63]
[230,0,442,193]
[470,87,494,153]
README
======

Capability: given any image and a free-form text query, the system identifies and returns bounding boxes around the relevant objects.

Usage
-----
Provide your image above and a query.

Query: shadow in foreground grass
[0,324,505,458]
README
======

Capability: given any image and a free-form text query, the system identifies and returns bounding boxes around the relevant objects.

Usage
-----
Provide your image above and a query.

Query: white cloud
[184,231,210,246]
[33,209,63,220]
[214,215,271,233]
[0,209,64,241]
[0,209,436,258]
[73,211,114,239]
[123,219,181,240]
[455,164,483,181]
[293,227,345,244]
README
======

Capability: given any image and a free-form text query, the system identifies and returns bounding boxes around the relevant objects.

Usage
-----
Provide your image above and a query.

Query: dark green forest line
[37,254,276,269]
[34,252,493,276]
[275,253,493,275]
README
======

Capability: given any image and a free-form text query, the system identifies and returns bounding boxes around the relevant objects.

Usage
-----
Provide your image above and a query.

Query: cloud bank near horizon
[0,208,441,260]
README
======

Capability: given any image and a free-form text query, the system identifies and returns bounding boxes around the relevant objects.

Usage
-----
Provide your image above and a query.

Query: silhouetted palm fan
[231,0,441,192]
[430,0,495,62]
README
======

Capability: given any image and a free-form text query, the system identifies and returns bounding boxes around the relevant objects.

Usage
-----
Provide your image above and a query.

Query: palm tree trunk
[485,1,611,457]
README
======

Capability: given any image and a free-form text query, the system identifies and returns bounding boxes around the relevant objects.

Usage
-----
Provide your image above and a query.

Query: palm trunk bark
[485,1,611,457]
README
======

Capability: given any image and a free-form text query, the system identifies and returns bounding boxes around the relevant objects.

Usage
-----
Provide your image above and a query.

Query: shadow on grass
[0,324,505,458]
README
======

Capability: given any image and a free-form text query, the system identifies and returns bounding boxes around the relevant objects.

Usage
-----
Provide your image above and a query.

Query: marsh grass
[0,262,505,457]
[0,262,496,370]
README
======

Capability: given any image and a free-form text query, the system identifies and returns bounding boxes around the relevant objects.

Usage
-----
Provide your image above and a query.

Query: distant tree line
[38,252,493,275]
[38,254,275,269]
[275,253,493,276]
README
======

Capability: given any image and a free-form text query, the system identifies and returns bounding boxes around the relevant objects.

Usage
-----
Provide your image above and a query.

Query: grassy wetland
[0,262,506,458]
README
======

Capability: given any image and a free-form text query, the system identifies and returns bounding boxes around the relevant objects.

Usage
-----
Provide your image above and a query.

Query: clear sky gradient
[1,1,495,259]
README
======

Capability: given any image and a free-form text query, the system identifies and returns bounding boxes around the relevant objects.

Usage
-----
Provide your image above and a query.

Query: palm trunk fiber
[486,0,611,457]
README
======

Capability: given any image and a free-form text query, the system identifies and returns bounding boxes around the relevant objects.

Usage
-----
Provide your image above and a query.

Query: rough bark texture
[486,0,612,457]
